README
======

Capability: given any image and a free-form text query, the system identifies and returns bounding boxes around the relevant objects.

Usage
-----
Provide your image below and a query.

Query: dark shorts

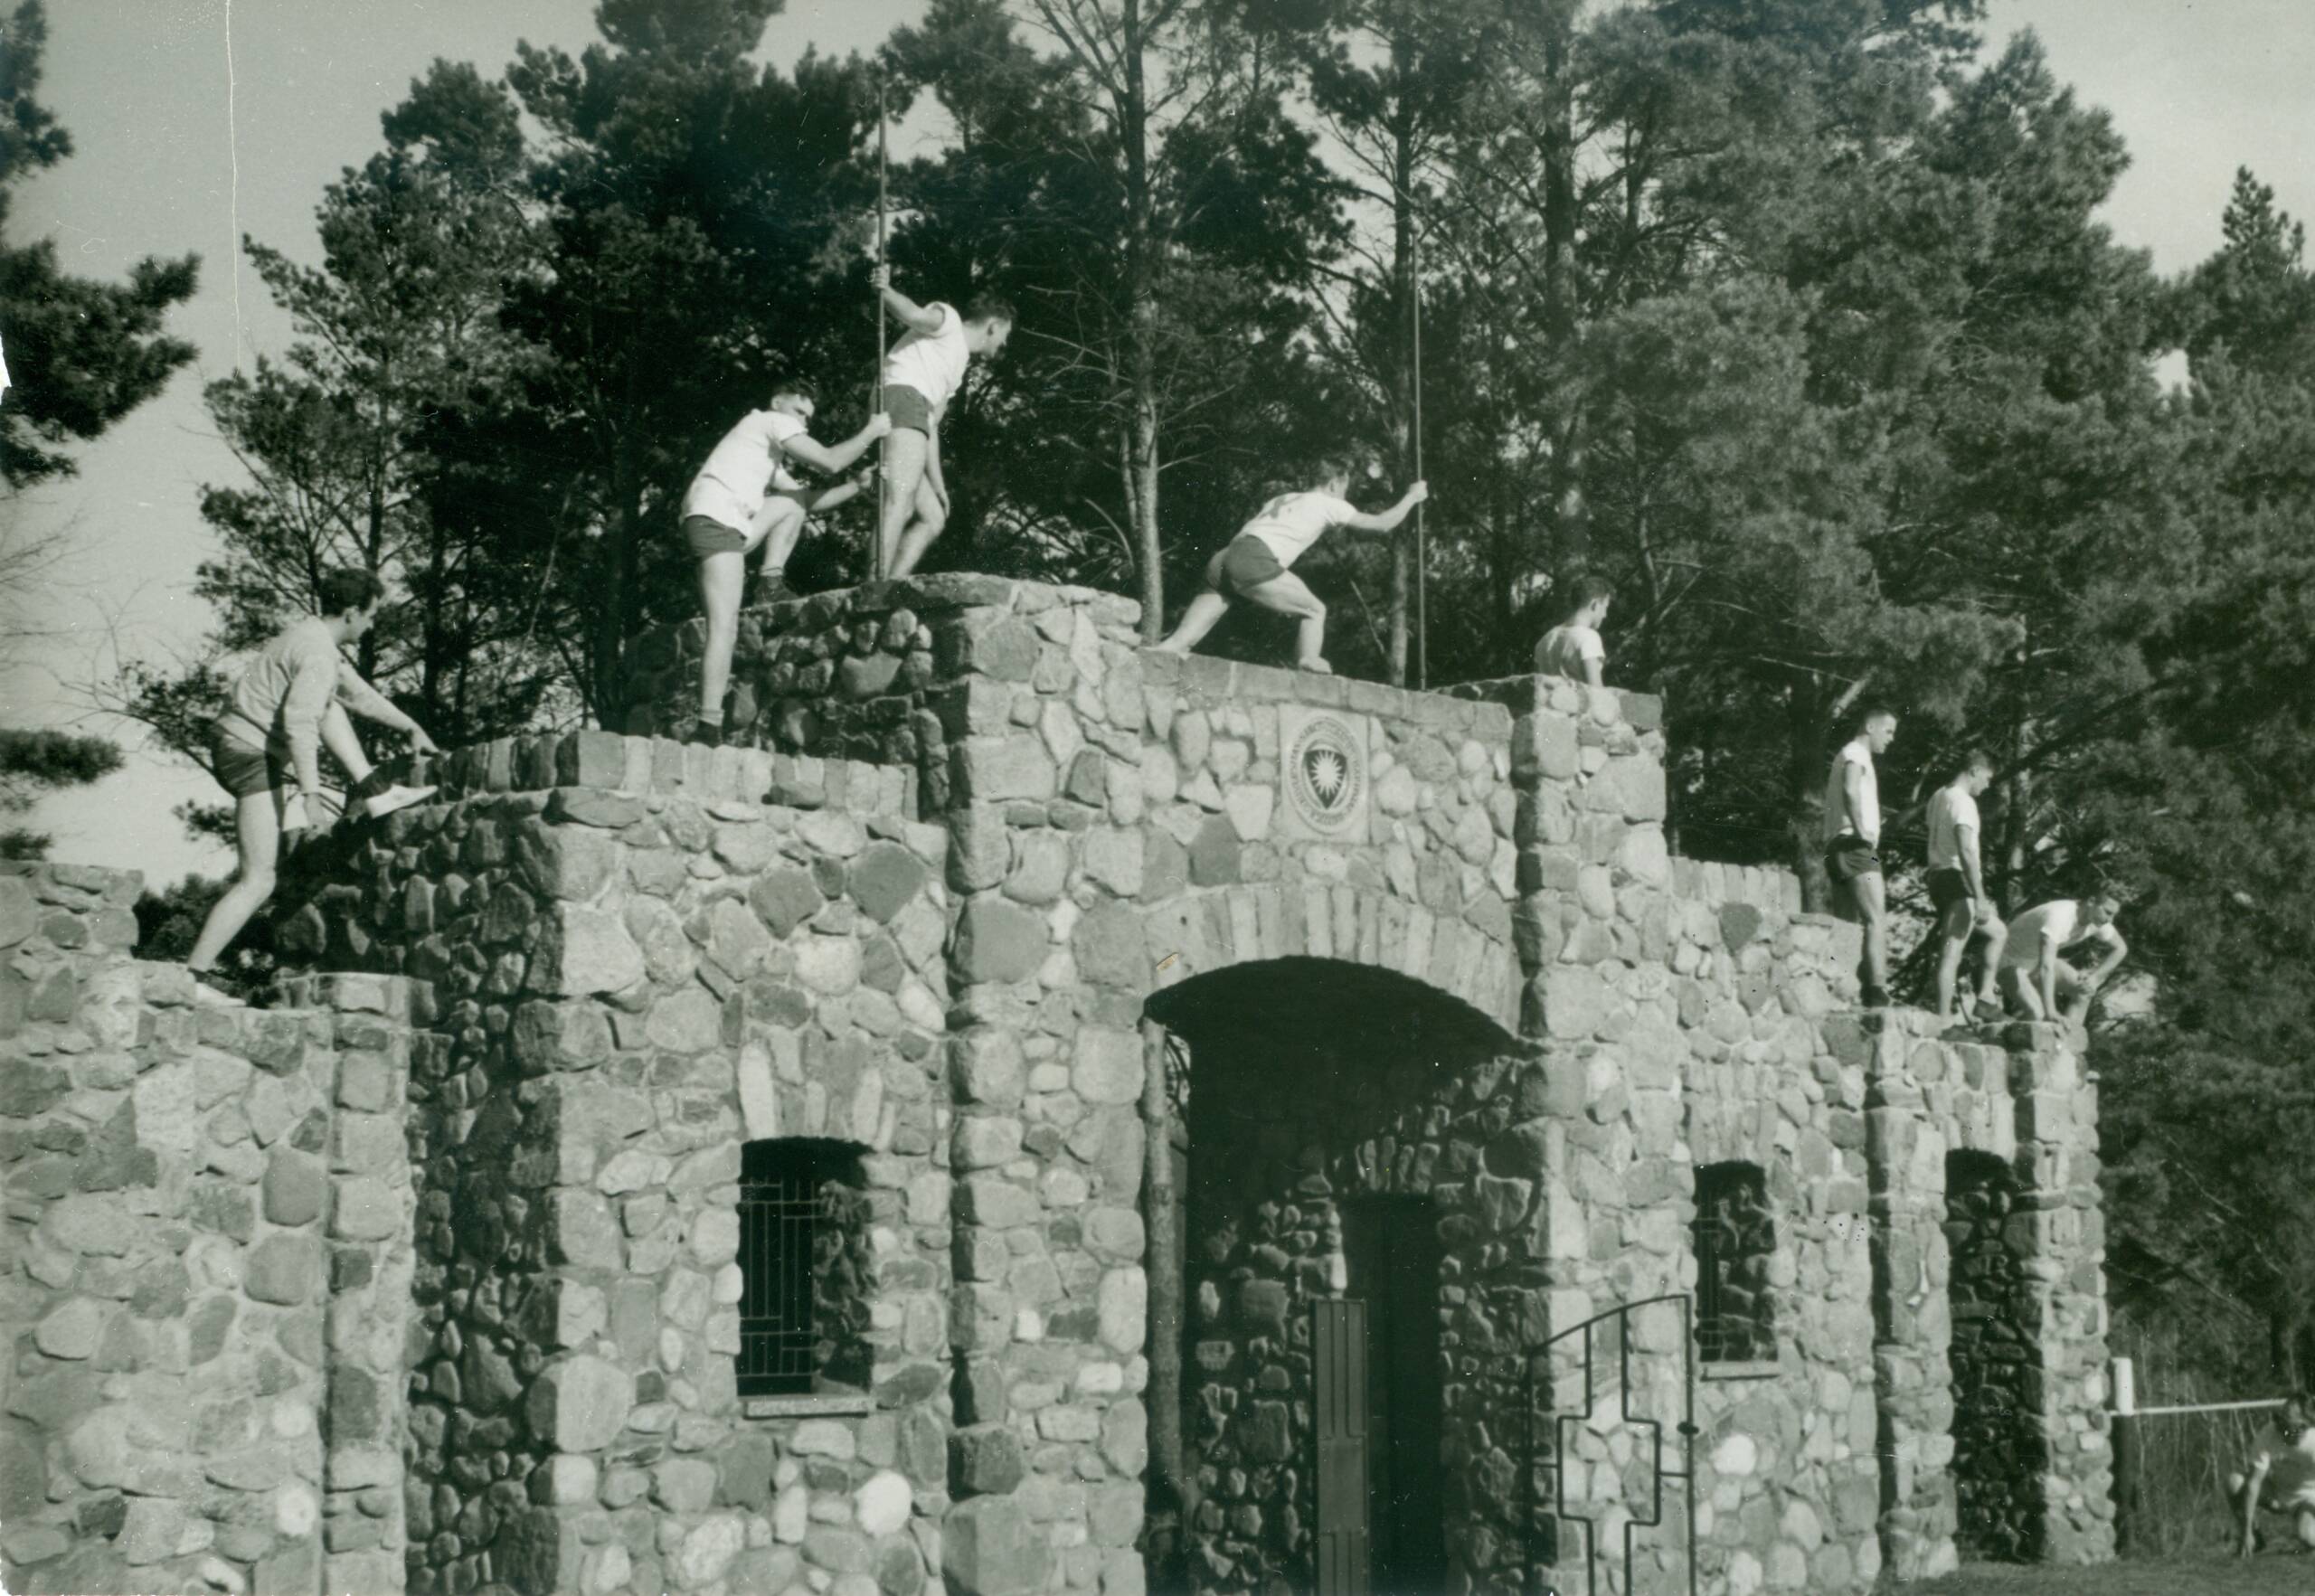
[1824,836,1882,884]
[1928,867,1971,914]
[685,514,748,559]
[206,723,290,800]
[881,382,934,436]
[1203,535,1287,600]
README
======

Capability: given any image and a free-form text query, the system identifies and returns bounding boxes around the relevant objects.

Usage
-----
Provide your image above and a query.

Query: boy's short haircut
[1316,453,1359,484]
[1960,747,1995,777]
[1564,572,1614,614]
[317,567,387,619]
[1855,702,1898,733]
[771,376,818,405]
[964,291,1017,326]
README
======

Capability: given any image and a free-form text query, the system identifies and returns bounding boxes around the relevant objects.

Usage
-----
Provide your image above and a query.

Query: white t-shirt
[1926,785,1981,873]
[2249,1419,2315,1507]
[1999,900,2122,969]
[882,303,971,410]
[1535,623,1605,681]
[1822,738,1879,847]
[1239,491,1359,569]
[682,410,807,531]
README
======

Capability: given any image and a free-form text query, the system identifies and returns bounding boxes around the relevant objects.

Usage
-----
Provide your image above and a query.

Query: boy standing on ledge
[1822,704,1897,1009]
[185,568,439,1002]
[1155,459,1427,674]
[872,265,1016,580]
[680,380,889,745]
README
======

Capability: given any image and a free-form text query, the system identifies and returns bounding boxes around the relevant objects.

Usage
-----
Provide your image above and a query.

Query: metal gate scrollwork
[1525,1293,1699,1596]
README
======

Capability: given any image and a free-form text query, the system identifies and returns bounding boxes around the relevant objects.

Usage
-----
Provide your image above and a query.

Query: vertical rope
[874,78,891,579]
[1412,222,1427,691]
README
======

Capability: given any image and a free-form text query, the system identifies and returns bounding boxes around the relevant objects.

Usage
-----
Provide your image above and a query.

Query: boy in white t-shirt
[678,380,889,743]
[1997,893,2127,1022]
[2231,1392,2315,1556]
[1821,705,1898,1007]
[1534,573,1613,685]
[871,265,1016,580]
[1925,750,2008,1022]
[1154,459,1428,673]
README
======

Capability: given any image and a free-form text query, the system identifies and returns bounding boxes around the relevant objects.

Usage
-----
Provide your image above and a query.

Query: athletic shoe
[1862,984,1893,1009]
[188,967,242,1007]
[685,721,724,749]
[757,571,792,601]
[361,783,438,820]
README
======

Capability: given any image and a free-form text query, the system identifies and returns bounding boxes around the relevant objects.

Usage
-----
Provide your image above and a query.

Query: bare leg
[695,549,746,724]
[1157,590,1232,655]
[877,430,931,579]
[1934,901,1972,1020]
[318,701,374,788]
[2293,1506,2315,1551]
[2002,965,2044,1021]
[1855,871,1888,993]
[1239,571,1329,668]
[888,475,949,580]
[188,789,284,972]
[756,494,809,579]
[1973,918,2008,1007]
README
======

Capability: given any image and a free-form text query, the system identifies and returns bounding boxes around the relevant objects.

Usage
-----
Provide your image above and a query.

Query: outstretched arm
[337,665,440,754]
[872,264,945,336]
[1339,480,1430,534]
[2081,930,2129,989]
[781,413,892,476]
[807,472,872,513]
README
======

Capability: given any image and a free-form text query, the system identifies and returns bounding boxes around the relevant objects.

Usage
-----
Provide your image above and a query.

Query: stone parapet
[0,880,418,1596]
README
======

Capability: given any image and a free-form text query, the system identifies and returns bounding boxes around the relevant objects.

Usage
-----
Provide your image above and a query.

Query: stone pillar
[932,583,1152,1596]
[2006,1024,2116,1564]
[283,970,421,1594]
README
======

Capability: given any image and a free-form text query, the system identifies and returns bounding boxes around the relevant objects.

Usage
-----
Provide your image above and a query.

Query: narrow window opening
[1695,1162,1776,1364]
[737,1138,871,1397]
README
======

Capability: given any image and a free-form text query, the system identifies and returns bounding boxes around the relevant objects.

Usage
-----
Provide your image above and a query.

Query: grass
[1902,1551,2315,1594]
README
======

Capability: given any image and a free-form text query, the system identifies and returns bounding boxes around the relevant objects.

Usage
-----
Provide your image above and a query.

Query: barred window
[737,1138,873,1397]
[1695,1162,1776,1364]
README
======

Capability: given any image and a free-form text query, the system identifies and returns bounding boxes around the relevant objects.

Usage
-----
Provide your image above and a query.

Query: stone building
[0,573,2114,1595]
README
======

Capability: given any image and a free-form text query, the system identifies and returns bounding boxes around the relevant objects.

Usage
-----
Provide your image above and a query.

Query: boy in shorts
[185,568,439,1002]
[2232,1391,2315,1557]
[1822,705,1898,1007]
[1535,573,1613,685]
[679,381,889,744]
[1155,460,1429,673]
[1998,893,2126,1022]
[872,265,1016,580]
[1925,750,2008,1021]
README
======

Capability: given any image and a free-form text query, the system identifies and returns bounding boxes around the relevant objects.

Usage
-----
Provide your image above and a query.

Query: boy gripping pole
[871,265,1016,580]
[679,381,890,746]
[1156,459,1428,674]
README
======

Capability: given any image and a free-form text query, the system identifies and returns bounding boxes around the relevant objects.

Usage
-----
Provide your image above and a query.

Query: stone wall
[0,863,416,1596]
[8,572,2118,1596]
[278,735,954,1596]
[1854,1009,2114,1580]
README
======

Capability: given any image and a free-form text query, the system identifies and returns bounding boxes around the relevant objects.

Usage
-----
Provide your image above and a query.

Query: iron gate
[1525,1292,1699,1596]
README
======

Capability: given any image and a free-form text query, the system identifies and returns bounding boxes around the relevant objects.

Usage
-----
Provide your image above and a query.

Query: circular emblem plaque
[1285,712,1364,833]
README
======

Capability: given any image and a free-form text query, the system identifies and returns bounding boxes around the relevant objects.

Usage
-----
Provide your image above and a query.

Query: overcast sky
[6,0,2311,891]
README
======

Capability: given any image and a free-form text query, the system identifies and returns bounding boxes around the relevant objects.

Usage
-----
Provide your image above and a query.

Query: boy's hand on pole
[865,411,893,440]
[871,263,892,292]
[1406,480,1430,505]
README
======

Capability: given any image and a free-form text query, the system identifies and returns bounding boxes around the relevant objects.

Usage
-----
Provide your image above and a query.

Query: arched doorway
[1139,956,1519,1596]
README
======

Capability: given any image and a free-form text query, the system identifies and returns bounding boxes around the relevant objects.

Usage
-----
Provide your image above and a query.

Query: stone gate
[0,573,2114,1595]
